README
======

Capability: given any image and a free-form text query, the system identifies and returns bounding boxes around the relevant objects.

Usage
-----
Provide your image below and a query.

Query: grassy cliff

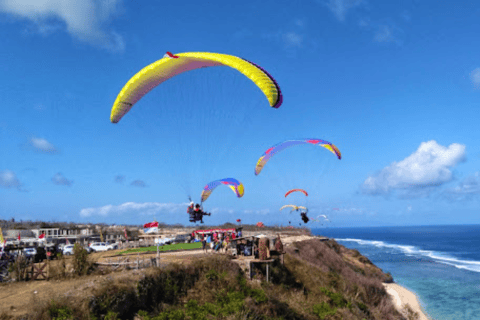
[2,238,406,320]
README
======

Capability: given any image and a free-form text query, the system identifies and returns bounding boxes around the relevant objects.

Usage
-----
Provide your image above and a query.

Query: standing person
[224,234,231,254]
[210,239,215,253]
[215,239,222,252]
[202,236,207,253]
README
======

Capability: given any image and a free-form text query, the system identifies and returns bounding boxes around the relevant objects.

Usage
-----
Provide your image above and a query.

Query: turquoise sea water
[312,225,480,320]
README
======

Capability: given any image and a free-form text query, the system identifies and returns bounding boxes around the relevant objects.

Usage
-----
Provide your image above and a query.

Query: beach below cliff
[384,283,431,320]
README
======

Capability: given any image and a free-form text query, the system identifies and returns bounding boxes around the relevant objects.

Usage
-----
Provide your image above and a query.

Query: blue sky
[1,0,480,227]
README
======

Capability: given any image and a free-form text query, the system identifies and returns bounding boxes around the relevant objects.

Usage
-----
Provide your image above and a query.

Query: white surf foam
[336,238,480,273]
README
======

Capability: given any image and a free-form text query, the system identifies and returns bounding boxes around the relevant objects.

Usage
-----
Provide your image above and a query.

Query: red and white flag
[143,221,159,234]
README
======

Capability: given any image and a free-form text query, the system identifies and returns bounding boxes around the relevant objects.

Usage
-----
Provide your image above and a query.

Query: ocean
[312,225,480,320]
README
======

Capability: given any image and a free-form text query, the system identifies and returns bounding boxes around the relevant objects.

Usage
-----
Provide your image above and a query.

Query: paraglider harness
[188,203,211,223]
[300,212,309,223]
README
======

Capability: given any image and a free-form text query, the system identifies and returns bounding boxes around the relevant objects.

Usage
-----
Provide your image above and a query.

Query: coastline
[384,283,431,320]
[284,235,433,319]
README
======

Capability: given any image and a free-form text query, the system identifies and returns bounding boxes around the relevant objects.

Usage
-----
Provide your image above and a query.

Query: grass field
[119,242,202,254]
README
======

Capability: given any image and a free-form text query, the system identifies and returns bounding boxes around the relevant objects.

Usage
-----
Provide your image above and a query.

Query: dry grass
[0,236,405,320]
[284,238,403,320]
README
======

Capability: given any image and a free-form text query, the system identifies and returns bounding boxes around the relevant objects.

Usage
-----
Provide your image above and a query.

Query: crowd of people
[191,229,243,254]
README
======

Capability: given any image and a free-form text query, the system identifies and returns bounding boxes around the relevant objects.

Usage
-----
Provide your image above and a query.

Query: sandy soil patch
[281,235,318,245]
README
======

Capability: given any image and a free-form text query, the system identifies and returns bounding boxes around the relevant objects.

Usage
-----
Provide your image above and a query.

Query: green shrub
[90,284,139,319]
[313,302,336,319]
[319,287,347,308]
[205,269,218,281]
[152,309,185,320]
[137,264,200,310]
[47,301,74,320]
[327,272,341,289]
[357,302,368,312]
[184,300,208,320]
[137,310,150,319]
[73,243,93,276]
[248,288,267,304]
[11,255,29,281]
[104,311,119,320]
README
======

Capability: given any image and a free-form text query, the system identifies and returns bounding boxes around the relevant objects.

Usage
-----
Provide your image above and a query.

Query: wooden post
[156,242,160,267]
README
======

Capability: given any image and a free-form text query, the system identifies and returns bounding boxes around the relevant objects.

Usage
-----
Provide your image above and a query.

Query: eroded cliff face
[270,238,401,320]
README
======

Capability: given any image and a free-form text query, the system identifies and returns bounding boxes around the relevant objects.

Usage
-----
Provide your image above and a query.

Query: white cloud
[80,201,188,217]
[294,18,306,28]
[243,209,271,215]
[326,0,363,22]
[262,30,305,49]
[29,137,57,153]
[209,207,236,215]
[361,141,466,196]
[0,170,22,189]
[445,172,480,200]
[374,25,394,42]
[325,206,377,216]
[470,68,480,88]
[283,32,303,47]
[0,0,125,51]
[52,172,73,186]
[373,24,402,45]
[358,18,369,27]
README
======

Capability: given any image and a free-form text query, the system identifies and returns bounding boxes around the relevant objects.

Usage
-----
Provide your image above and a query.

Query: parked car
[62,244,75,255]
[23,247,37,258]
[155,237,173,246]
[89,242,110,252]
[107,243,119,250]
[173,234,191,244]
